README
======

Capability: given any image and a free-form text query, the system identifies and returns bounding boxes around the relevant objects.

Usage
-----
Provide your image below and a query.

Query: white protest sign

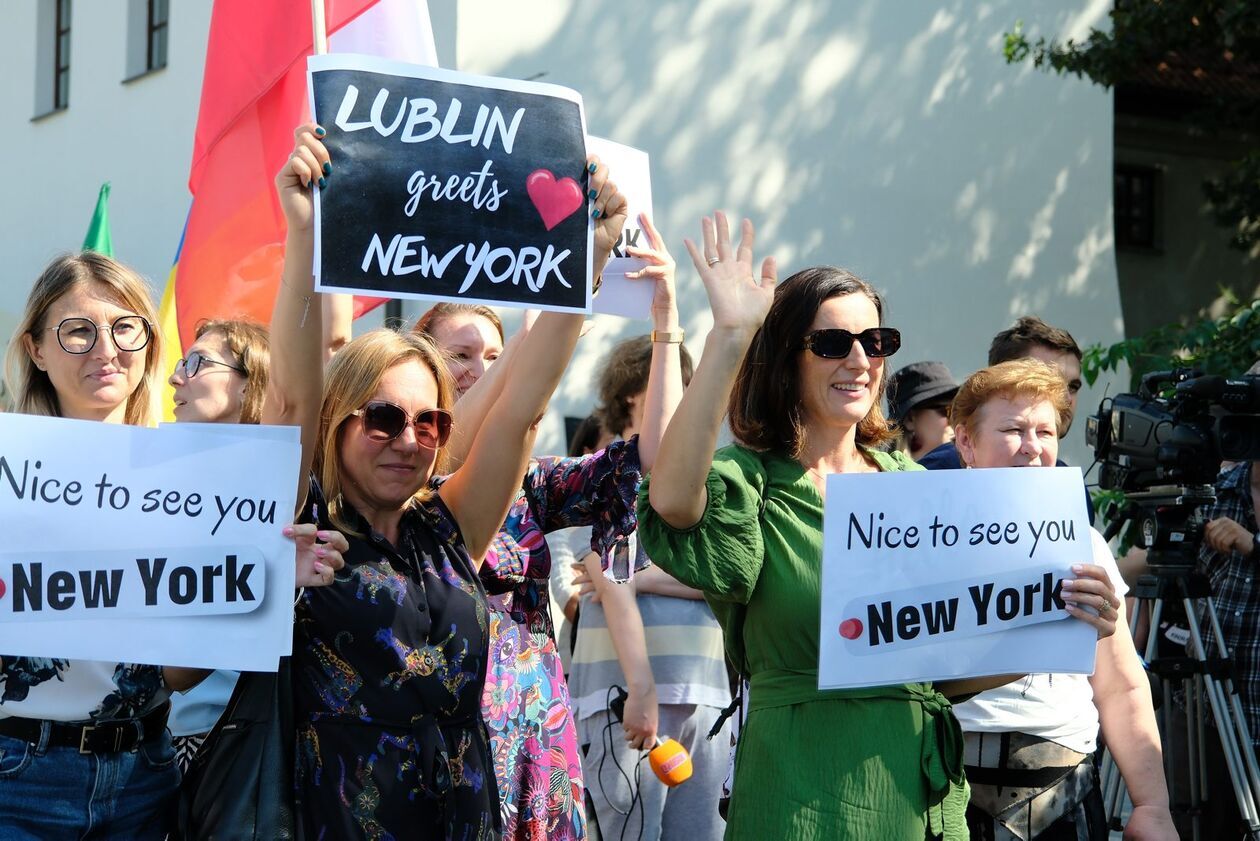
[819,467,1097,689]
[587,136,655,320]
[0,415,301,671]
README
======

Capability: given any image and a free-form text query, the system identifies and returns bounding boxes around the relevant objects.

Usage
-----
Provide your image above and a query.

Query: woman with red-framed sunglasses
[262,122,627,841]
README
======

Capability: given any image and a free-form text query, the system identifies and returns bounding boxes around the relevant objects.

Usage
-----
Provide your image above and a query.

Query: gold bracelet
[651,329,685,344]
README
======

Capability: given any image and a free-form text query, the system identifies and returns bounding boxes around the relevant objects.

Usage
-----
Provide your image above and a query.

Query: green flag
[83,182,113,257]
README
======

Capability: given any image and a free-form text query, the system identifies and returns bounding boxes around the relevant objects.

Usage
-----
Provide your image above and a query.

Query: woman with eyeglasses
[635,215,1119,840]
[163,319,271,772]
[949,360,1174,841]
[269,123,624,840]
[0,254,341,839]
[170,319,270,424]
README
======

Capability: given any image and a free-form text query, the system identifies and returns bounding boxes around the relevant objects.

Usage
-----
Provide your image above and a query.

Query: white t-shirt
[950,528,1130,755]
[545,526,588,675]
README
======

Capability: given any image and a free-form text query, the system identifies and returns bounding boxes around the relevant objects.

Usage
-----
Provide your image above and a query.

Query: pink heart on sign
[526,169,584,231]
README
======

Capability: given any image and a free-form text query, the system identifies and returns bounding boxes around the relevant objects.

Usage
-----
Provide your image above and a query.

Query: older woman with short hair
[950,359,1175,841]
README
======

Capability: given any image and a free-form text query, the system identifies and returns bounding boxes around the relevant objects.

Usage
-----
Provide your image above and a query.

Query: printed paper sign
[0,416,300,671]
[309,53,593,313]
[0,547,264,621]
[587,136,654,319]
[819,467,1097,689]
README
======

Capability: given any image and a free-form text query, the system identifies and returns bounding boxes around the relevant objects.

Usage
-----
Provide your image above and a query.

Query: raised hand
[684,212,777,332]
[587,154,629,271]
[276,123,332,232]
[625,213,679,331]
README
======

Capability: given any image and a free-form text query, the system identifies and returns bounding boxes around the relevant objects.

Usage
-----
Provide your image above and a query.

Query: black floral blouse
[293,486,499,840]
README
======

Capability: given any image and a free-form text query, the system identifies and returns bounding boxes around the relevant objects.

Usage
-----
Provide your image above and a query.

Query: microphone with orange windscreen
[609,686,693,786]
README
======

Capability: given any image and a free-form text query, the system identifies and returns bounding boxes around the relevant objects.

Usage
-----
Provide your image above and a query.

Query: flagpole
[311,0,363,338]
[311,0,328,55]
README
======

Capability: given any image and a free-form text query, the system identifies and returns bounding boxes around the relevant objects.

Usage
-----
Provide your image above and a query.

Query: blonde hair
[194,319,270,424]
[950,359,1071,434]
[314,329,456,536]
[6,252,162,426]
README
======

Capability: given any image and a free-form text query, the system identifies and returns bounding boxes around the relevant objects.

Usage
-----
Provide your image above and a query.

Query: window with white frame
[33,0,70,118]
[125,0,169,81]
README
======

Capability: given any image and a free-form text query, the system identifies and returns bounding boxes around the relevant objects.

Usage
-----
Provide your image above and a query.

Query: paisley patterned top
[293,486,499,841]
[479,438,642,841]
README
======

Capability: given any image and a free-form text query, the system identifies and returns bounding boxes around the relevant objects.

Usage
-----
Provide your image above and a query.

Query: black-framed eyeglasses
[43,315,152,355]
[801,327,901,360]
[351,400,453,449]
[176,350,247,379]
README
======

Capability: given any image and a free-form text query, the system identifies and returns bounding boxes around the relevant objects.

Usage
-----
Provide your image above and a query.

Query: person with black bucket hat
[887,361,959,461]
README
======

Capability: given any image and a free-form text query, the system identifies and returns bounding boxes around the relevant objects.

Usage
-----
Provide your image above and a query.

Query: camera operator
[1168,359,1260,838]
[1199,363,1260,725]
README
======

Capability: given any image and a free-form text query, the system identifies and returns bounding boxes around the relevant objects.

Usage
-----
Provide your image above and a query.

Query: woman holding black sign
[0,255,339,839]
[635,214,1120,840]
[949,359,1174,841]
[269,122,626,840]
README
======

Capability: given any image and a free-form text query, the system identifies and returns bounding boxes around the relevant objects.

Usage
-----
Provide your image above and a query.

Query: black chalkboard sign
[308,55,592,313]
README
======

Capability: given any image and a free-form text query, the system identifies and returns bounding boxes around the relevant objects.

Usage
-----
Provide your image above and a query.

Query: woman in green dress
[635,213,1120,840]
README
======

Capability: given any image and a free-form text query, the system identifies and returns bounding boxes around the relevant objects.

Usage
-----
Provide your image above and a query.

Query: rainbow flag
[158,0,437,418]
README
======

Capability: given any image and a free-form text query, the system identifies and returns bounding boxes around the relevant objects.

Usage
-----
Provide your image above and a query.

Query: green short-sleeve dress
[637,444,968,840]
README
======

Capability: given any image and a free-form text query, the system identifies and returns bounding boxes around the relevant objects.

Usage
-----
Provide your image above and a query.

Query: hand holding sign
[588,154,628,272]
[1060,563,1121,638]
[284,523,350,588]
[277,122,332,233]
[623,214,679,332]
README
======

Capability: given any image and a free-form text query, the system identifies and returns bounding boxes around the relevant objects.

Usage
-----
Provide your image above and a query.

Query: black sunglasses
[801,327,901,359]
[352,400,453,449]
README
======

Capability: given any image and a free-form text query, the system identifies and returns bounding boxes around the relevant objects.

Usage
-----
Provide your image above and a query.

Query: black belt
[0,703,170,754]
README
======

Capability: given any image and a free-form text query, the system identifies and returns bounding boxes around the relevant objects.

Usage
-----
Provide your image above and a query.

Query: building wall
[1114,113,1260,340]
[4,0,212,342]
[3,0,1123,468]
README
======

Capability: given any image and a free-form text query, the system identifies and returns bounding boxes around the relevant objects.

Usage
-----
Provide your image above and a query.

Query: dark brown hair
[988,316,1081,366]
[729,266,895,455]
[194,319,270,424]
[568,414,604,457]
[595,335,695,436]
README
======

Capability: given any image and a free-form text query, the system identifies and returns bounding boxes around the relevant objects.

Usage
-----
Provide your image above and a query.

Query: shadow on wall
[459,0,1121,463]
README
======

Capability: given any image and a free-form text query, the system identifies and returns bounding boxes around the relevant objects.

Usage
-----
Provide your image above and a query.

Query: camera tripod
[1099,563,1260,840]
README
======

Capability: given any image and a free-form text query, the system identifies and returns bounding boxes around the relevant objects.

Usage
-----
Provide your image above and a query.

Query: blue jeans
[0,723,179,839]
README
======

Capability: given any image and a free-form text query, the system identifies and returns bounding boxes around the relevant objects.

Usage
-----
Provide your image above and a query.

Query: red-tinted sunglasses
[801,327,901,359]
[352,400,453,449]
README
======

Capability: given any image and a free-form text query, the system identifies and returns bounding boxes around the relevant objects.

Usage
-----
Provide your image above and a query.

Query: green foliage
[1005,3,1260,252]
[1080,291,1260,389]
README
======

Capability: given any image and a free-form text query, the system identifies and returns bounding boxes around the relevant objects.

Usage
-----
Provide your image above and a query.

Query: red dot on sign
[839,618,862,639]
[0,578,6,599]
